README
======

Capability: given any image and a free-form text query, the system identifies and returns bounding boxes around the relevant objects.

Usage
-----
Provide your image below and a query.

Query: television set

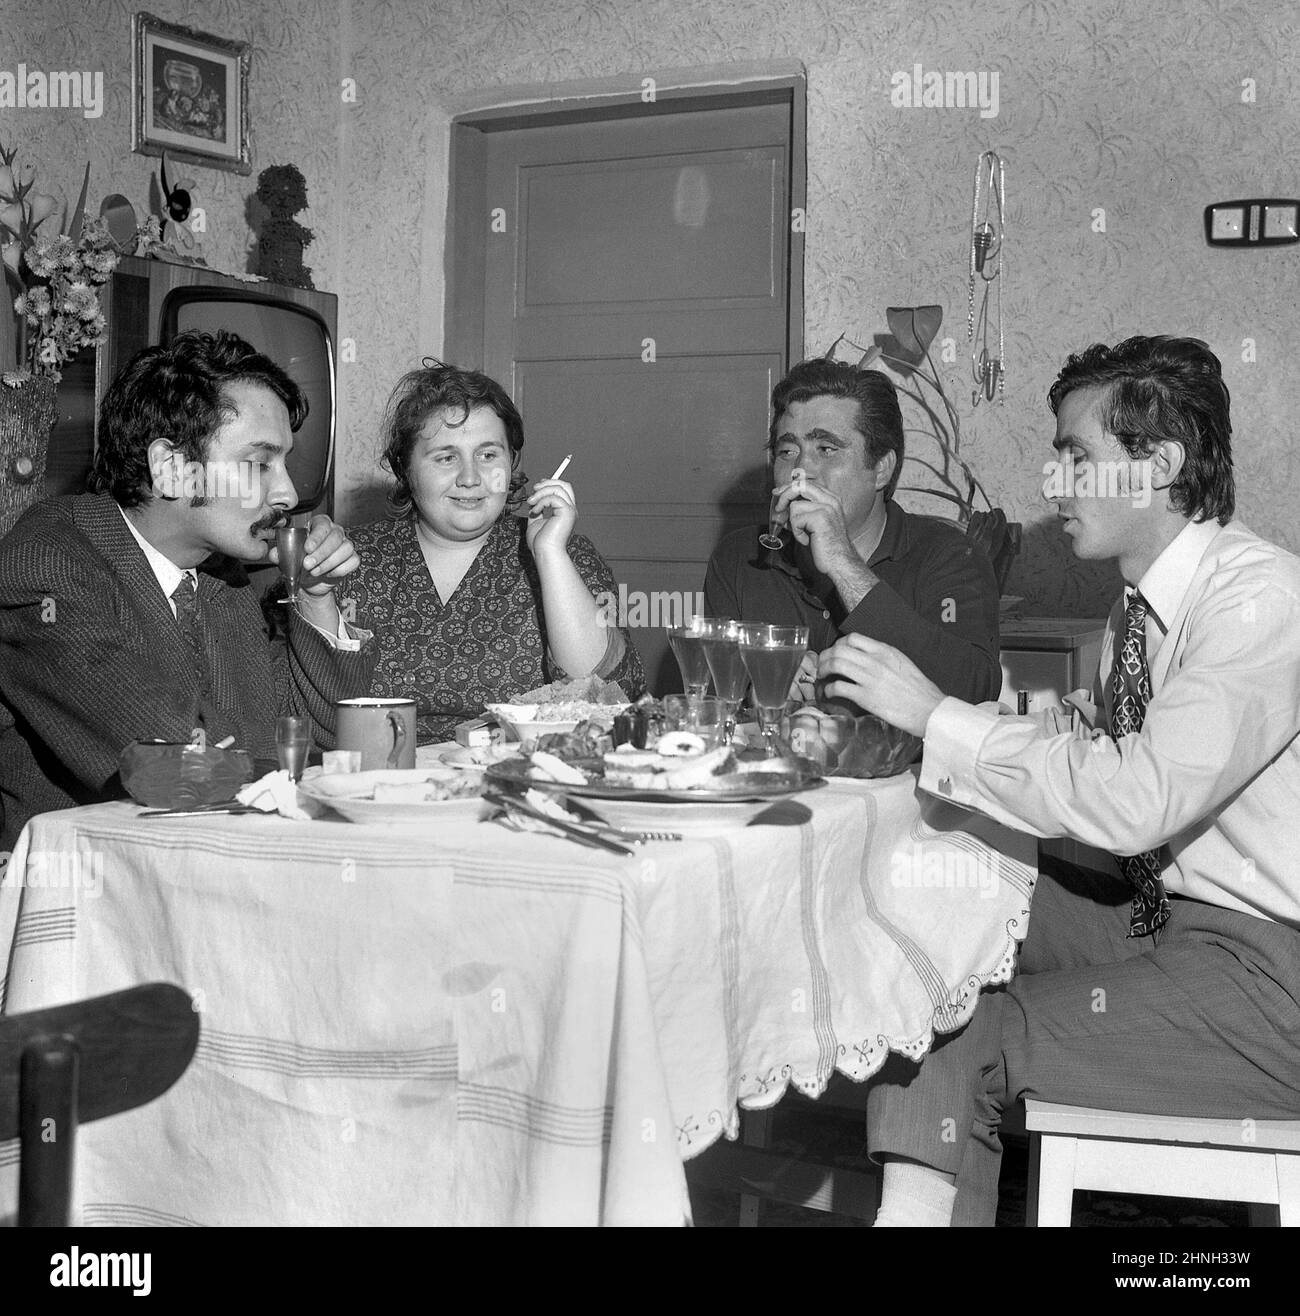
[45,255,337,516]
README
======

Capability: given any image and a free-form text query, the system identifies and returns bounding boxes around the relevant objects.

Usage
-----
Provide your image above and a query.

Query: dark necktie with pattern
[171,575,212,698]
[1109,590,1171,938]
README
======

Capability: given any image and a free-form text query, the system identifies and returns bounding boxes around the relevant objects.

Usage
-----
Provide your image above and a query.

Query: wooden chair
[686,1083,880,1224]
[1025,1099,1300,1227]
[0,983,200,1226]
[687,1079,1031,1225]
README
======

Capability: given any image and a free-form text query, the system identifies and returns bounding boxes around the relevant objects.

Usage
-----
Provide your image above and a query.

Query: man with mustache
[704,359,1001,703]
[818,335,1300,1226]
[0,330,374,847]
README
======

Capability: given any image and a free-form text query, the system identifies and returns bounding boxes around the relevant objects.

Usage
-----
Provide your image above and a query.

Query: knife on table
[482,789,635,856]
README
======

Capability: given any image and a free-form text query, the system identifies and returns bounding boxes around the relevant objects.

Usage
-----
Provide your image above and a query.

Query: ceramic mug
[336,698,417,770]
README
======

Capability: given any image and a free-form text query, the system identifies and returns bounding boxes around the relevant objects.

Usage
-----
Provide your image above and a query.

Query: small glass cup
[275,715,312,782]
[275,521,309,606]
[661,694,725,747]
[757,489,788,551]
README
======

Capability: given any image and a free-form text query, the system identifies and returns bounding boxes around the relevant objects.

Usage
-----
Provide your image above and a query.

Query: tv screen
[163,292,335,514]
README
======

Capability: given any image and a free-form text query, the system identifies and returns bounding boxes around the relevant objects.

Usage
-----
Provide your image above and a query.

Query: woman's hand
[525,478,577,559]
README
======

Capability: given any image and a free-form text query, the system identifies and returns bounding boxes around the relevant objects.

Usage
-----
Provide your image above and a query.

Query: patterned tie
[1108,591,1171,938]
[171,575,212,697]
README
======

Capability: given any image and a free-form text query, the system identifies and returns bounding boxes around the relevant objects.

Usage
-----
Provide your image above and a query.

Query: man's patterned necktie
[171,575,212,698]
[1109,591,1171,937]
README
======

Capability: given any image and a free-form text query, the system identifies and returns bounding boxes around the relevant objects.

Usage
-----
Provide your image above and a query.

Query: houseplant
[826,304,1020,590]
[0,142,120,537]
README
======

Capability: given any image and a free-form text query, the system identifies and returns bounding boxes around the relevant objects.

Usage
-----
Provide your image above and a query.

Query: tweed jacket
[0,494,376,847]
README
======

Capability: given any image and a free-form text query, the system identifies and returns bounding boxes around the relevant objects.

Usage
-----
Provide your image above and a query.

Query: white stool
[1024,1099,1300,1226]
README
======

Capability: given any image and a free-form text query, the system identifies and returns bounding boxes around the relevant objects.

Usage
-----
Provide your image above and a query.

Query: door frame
[443,66,806,372]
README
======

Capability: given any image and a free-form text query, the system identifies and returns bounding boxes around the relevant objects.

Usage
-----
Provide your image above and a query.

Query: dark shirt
[703,500,1001,702]
[342,513,646,744]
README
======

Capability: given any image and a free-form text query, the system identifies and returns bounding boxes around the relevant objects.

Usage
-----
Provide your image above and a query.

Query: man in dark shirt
[703,359,1001,702]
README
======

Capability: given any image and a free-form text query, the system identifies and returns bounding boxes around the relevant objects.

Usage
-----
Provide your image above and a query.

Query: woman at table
[343,360,645,743]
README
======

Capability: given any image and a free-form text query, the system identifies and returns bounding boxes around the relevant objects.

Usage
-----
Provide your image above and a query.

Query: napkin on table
[235,769,322,820]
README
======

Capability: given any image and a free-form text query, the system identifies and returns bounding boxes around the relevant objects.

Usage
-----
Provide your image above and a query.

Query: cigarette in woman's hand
[549,454,573,481]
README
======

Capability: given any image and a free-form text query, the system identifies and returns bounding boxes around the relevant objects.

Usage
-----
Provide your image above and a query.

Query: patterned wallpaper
[6,0,1299,616]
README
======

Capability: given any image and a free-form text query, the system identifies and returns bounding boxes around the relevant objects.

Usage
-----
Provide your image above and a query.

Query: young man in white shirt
[818,335,1300,1226]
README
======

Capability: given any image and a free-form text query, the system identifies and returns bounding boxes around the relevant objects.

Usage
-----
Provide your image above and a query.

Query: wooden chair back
[0,983,199,1226]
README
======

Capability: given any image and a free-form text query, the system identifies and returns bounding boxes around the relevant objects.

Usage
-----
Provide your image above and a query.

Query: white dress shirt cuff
[297,608,370,652]
[919,696,1002,804]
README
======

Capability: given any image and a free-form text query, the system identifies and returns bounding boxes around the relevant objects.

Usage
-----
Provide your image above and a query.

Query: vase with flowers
[825,304,1021,592]
[0,141,120,537]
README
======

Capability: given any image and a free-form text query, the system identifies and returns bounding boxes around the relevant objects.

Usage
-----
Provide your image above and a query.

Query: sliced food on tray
[306,768,482,802]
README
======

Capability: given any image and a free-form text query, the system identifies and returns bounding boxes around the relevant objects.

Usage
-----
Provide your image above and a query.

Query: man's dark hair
[1048,335,1235,525]
[769,359,905,498]
[89,330,305,508]
[381,359,525,516]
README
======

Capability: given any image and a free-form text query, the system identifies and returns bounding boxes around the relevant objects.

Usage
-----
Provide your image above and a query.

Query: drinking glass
[275,523,309,606]
[667,619,713,699]
[662,695,726,747]
[275,715,312,782]
[757,488,788,551]
[738,623,809,758]
[695,617,749,744]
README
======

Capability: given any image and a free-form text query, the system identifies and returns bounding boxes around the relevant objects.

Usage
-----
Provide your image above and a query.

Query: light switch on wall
[1205,199,1300,247]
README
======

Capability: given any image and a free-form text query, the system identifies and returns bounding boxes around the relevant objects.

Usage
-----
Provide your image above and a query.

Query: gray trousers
[866,858,1300,1226]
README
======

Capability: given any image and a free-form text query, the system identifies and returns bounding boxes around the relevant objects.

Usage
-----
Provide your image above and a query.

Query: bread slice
[603,744,734,789]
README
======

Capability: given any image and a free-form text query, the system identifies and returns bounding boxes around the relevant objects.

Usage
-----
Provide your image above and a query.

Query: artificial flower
[0,140,118,381]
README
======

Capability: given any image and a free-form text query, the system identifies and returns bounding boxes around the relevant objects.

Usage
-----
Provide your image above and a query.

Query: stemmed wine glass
[667,618,713,700]
[695,617,749,744]
[275,522,308,606]
[737,623,809,758]
[757,488,787,551]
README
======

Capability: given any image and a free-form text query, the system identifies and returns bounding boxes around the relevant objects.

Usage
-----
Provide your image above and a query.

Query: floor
[687,1096,1247,1227]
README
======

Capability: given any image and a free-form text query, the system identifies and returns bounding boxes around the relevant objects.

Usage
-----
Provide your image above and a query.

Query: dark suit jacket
[0,494,376,847]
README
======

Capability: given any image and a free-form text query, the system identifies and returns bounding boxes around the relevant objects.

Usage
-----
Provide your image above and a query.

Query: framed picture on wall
[131,12,251,174]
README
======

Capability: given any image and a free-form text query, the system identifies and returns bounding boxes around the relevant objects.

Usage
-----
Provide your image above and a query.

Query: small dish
[298,767,486,824]
[437,744,522,769]
[484,705,582,741]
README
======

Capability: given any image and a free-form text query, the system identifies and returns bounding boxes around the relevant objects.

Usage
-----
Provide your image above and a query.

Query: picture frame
[131,12,251,174]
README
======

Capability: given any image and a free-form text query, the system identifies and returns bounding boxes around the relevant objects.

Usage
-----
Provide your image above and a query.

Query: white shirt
[921,518,1300,928]
[117,506,363,649]
[119,507,196,617]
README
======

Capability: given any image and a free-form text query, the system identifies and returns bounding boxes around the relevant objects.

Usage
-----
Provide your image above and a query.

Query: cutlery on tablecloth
[138,802,266,818]
[564,801,682,843]
[482,789,637,855]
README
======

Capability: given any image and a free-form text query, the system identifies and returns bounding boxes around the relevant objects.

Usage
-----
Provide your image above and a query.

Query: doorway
[446,77,804,691]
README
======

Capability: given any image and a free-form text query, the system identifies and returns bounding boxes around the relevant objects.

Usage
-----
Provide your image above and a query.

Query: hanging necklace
[968,150,1006,407]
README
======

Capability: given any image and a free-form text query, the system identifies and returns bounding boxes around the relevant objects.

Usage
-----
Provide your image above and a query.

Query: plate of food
[298,767,487,824]
[484,734,823,831]
[486,675,629,742]
[436,743,522,770]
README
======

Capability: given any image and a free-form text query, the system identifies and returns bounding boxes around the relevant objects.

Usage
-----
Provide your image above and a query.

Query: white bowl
[484,705,581,741]
[484,702,627,743]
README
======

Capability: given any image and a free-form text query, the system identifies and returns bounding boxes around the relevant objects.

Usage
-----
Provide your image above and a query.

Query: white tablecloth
[0,770,1034,1225]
